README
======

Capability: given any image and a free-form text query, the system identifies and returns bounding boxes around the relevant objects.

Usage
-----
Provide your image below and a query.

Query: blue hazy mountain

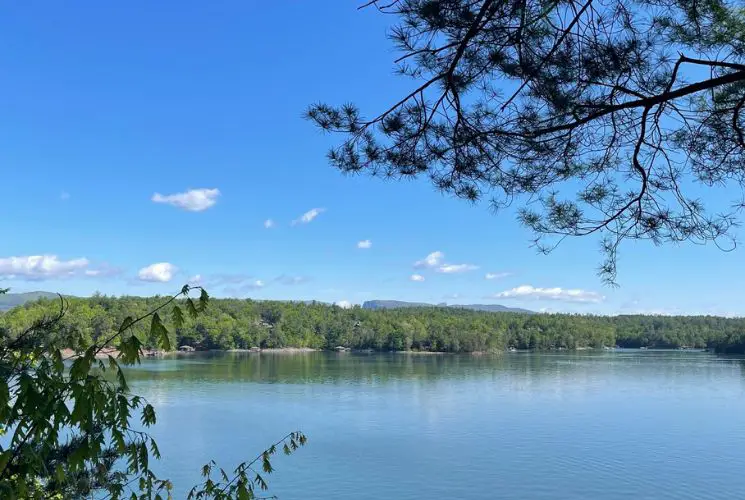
[0,291,60,311]
[362,300,533,314]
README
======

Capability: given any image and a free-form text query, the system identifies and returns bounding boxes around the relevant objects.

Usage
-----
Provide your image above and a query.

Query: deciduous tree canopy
[4,295,745,354]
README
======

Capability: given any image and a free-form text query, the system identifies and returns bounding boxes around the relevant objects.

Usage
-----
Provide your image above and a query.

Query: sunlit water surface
[125,350,745,499]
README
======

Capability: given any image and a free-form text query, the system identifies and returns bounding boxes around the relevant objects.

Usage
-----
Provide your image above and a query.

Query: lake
[126,350,745,499]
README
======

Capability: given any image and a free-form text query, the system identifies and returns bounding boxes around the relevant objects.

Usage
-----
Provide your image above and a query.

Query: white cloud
[414,251,444,269]
[414,251,476,273]
[0,255,90,280]
[410,274,425,282]
[188,274,202,285]
[437,263,479,274]
[485,272,511,280]
[292,208,325,225]
[252,280,265,289]
[493,285,604,303]
[264,219,275,229]
[138,263,177,283]
[357,239,372,249]
[60,191,70,201]
[152,188,220,212]
[335,300,353,309]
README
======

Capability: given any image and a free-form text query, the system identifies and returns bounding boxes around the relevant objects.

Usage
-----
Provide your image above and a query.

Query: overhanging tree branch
[308,0,745,284]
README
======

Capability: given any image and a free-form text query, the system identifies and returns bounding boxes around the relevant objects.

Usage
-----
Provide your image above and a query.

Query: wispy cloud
[357,240,372,249]
[493,285,604,303]
[292,208,325,225]
[0,255,90,280]
[223,280,266,297]
[193,274,269,294]
[275,275,310,285]
[437,263,479,274]
[83,263,122,278]
[414,251,444,269]
[211,274,251,285]
[264,219,275,229]
[335,300,353,309]
[138,263,178,283]
[410,274,425,282]
[152,188,220,212]
[485,272,512,280]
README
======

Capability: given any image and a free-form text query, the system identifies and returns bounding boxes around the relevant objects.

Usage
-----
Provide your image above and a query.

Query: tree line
[2,294,745,354]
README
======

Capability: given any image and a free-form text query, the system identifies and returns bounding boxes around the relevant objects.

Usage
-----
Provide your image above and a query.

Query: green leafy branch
[0,285,306,499]
[188,432,308,500]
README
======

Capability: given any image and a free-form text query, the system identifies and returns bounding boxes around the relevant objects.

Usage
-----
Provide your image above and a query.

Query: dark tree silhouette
[307,0,745,283]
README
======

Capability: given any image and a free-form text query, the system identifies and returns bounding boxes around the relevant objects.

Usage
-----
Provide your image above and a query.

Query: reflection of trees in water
[122,352,739,390]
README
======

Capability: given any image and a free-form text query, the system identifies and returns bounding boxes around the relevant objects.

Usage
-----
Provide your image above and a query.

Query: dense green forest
[2,294,745,353]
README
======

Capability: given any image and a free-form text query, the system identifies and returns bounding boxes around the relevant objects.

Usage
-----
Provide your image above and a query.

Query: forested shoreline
[2,294,745,354]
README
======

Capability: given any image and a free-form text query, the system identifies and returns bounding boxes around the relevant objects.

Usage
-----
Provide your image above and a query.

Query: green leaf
[0,379,9,410]
[119,316,135,332]
[119,335,142,365]
[69,356,92,380]
[70,395,89,425]
[186,298,199,319]
[237,481,251,500]
[198,289,210,311]
[116,367,129,391]
[255,472,268,490]
[113,429,126,451]
[141,403,157,426]
[171,305,185,329]
[55,464,65,483]
[261,451,273,473]
[68,439,89,469]
[150,313,171,351]
[0,450,11,472]
[52,348,64,373]
[150,438,161,460]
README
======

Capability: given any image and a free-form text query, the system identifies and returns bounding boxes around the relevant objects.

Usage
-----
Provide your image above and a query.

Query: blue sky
[0,1,743,315]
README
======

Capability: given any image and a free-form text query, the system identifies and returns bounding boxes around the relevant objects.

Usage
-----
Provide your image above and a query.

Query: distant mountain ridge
[362,300,533,314]
[0,292,534,315]
[0,291,60,311]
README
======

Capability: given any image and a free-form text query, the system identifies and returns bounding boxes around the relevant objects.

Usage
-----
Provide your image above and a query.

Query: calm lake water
[126,350,745,499]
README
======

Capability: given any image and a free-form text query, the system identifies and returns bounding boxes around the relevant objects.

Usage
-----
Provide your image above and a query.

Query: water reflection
[125,350,745,387]
[131,350,745,500]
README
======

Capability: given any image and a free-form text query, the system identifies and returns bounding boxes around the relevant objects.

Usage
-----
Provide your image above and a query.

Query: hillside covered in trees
[2,294,745,354]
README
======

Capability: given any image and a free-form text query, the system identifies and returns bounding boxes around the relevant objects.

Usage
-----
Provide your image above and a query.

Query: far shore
[59,345,708,360]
